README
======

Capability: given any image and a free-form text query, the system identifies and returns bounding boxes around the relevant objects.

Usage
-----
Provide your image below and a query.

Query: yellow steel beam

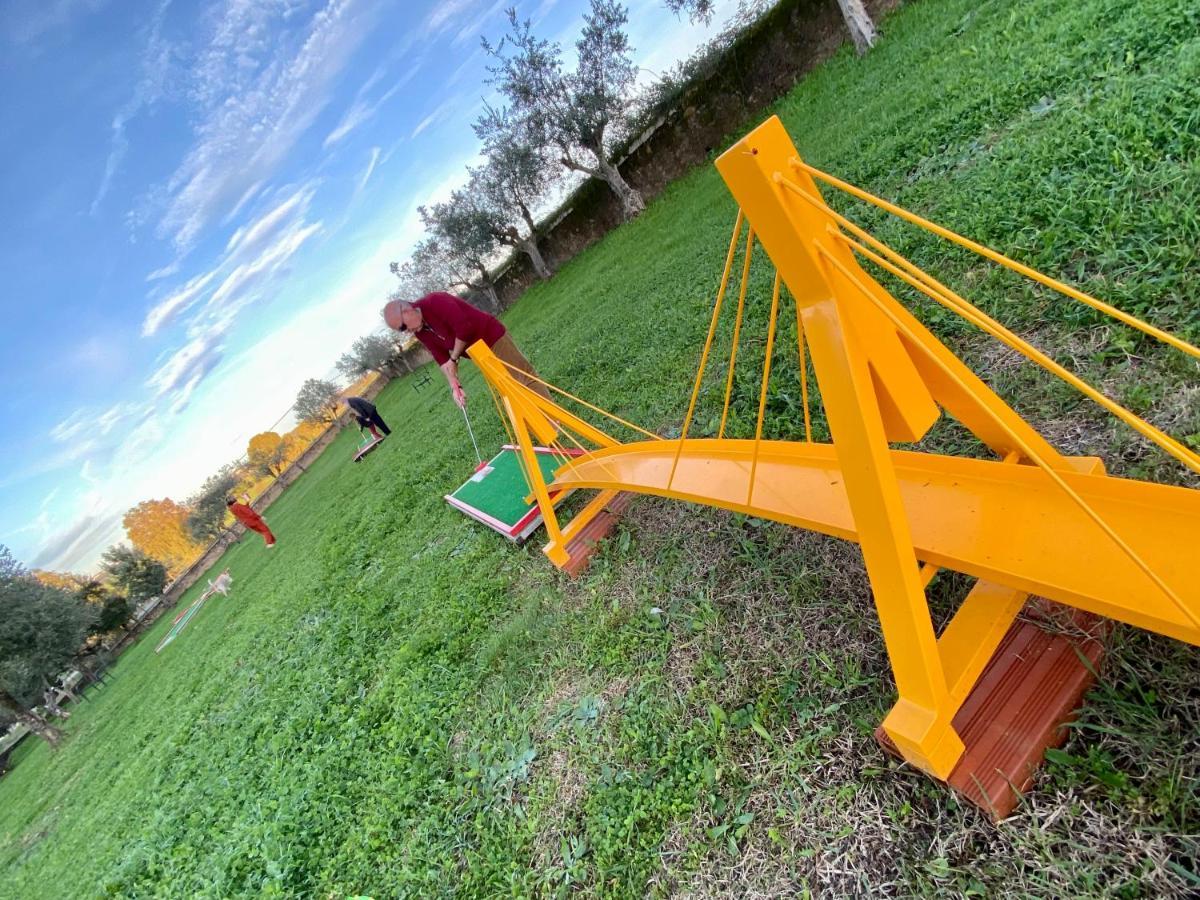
[714,116,939,444]
[936,580,1028,709]
[548,439,1200,646]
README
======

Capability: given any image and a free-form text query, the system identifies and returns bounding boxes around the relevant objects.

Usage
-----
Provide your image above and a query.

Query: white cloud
[146,328,227,399]
[354,146,381,196]
[40,487,61,511]
[51,401,136,444]
[224,183,317,260]
[166,370,206,416]
[422,0,476,37]
[207,220,323,313]
[323,98,374,148]
[29,510,124,573]
[146,260,181,282]
[411,91,475,140]
[324,67,418,148]
[531,0,561,27]
[50,409,92,443]
[451,0,505,48]
[1,0,110,47]
[156,0,377,252]
[142,270,218,336]
[90,0,173,214]
[223,180,266,226]
[95,401,137,435]
[145,218,325,420]
[144,182,320,339]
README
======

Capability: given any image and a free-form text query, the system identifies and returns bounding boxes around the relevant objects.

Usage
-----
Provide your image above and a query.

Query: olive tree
[472,105,555,278]
[663,0,715,24]
[100,544,167,603]
[0,546,95,748]
[418,195,503,312]
[294,378,342,425]
[485,0,645,220]
[186,465,243,542]
[336,333,413,380]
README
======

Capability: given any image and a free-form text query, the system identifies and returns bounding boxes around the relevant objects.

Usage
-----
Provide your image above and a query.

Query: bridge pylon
[470,115,1200,815]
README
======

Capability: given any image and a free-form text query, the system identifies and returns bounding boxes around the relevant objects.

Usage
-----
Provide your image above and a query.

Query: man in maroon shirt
[383,292,550,406]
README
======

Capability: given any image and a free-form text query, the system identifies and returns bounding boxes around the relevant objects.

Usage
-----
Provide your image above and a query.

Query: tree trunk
[836,0,877,54]
[517,201,538,240]
[595,155,645,220]
[0,689,63,749]
[475,273,501,313]
[517,235,551,279]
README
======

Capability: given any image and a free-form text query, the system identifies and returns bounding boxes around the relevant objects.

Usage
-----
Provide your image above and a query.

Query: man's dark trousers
[364,410,391,435]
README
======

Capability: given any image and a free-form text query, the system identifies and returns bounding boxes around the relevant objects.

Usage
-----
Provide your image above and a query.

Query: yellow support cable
[486,378,533,492]
[792,282,814,443]
[718,226,756,439]
[815,244,1199,631]
[747,271,782,505]
[792,158,1200,362]
[668,211,747,490]
[486,378,517,447]
[491,358,662,441]
[839,231,1200,475]
[548,437,585,484]
[554,421,622,484]
[776,175,1200,476]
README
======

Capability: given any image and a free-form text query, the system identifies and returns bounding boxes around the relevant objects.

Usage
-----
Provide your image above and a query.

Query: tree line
[3,0,880,753]
[389,0,877,309]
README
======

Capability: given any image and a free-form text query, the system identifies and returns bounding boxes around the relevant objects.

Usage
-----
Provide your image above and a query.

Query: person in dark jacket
[344,395,390,439]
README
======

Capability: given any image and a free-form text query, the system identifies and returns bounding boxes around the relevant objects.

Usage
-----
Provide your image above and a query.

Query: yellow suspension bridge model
[469,116,1200,786]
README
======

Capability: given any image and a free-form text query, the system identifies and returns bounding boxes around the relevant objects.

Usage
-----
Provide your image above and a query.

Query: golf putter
[461,401,492,477]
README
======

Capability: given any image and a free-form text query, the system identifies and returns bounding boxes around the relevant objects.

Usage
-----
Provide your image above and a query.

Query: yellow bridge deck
[550,439,1200,645]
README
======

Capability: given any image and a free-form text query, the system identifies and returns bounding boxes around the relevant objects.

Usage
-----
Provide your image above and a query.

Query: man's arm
[440,360,466,408]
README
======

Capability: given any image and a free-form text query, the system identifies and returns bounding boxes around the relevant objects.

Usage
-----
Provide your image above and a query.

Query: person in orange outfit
[226,494,276,547]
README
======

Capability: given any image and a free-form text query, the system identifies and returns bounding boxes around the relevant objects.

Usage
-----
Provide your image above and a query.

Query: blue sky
[0,0,742,574]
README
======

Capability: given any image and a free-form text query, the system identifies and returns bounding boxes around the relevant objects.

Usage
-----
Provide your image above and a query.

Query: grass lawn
[2,0,1198,895]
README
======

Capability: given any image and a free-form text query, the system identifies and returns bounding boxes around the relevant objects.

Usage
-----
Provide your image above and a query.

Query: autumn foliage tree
[247,432,287,478]
[288,418,327,446]
[122,498,205,576]
[31,570,82,593]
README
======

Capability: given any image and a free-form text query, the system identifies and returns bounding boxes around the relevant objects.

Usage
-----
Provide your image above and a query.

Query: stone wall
[495,0,899,307]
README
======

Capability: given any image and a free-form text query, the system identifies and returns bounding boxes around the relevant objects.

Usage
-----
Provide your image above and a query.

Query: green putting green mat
[445,447,574,539]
